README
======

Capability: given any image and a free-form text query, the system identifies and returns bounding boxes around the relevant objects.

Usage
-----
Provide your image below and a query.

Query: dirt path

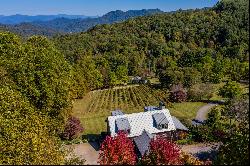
[195,103,217,122]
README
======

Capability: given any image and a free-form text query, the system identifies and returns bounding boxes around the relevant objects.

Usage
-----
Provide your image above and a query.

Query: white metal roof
[171,116,189,131]
[133,130,153,156]
[108,108,176,138]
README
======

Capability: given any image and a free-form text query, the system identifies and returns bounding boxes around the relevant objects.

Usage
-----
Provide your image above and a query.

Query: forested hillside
[33,9,163,33]
[53,0,249,93]
[0,0,249,164]
[0,33,78,164]
[0,22,62,37]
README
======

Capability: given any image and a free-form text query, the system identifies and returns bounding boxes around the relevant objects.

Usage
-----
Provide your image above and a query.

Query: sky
[0,0,219,16]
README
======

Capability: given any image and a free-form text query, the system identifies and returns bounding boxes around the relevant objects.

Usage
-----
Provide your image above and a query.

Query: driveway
[180,142,222,160]
[195,103,217,122]
[66,142,99,165]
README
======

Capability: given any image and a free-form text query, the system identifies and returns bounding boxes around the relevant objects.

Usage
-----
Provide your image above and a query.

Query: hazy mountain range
[0,9,163,37]
[0,14,97,25]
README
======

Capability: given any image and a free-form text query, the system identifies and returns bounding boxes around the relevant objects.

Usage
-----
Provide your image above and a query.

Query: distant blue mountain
[32,9,164,33]
[0,9,163,37]
[0,14,96,24]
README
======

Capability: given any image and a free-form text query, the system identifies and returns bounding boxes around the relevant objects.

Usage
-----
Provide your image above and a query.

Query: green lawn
[72,85,207,135]
[170,102,206,121]
[73,81,250,135]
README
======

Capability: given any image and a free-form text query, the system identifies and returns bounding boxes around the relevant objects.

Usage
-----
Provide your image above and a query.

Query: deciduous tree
[218,81,243,99]
[141,136,182,165]
[98,131,137,165]
[62,116,84,140]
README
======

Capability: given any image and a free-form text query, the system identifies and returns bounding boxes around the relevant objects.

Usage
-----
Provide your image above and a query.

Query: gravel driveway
[66,142,99,165]
[181,142,222,160]
[195,103,217,122]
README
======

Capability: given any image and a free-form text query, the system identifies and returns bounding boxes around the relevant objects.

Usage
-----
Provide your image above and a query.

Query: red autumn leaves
[98,131,182,165]
[141,136,182,165]
[98,131,137,165]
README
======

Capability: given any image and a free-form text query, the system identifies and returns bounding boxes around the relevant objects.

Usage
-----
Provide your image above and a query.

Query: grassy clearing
[169,102,206,120]
[73,81,250,135]
[72,85,207,135]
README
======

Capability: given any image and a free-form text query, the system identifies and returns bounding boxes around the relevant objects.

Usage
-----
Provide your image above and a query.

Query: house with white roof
[107,103,188,157]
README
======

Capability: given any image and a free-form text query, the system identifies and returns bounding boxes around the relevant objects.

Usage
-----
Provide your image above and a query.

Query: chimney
[159,101,165,110]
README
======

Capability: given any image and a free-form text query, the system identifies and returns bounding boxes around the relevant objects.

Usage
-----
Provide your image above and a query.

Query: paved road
[195,103,217,122]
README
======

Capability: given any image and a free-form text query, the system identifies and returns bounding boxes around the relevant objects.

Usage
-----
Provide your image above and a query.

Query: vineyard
[72,85,206,134]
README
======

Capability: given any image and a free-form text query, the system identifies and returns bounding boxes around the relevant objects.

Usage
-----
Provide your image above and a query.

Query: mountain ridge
[0,14,97,25]
[0,9,164,36]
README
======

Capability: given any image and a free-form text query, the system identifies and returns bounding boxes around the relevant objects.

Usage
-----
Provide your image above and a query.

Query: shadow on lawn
[82,134,102,151]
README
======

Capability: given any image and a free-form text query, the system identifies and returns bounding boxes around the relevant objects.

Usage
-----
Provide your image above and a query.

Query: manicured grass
[170,102,206,121]
[72,85,207,135]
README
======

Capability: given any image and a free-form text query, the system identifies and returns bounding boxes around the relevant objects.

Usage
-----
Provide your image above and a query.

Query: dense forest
[53,0,249,95]
[0,22,62,37]
[0,0,249,164]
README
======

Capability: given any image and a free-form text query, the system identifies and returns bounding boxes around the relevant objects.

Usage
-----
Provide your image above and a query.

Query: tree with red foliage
[62,116,84,140]
[98,131,137,165]
[169,84,187,102]
[141,136,182,165]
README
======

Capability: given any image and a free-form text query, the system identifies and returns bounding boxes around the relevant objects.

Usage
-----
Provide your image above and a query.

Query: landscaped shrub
[206,107,222,127]
[188,83,213,101]
[180,152,212,165]
[178,131,188,140]
[62,116,84,140]
[212,129,227,140]
[98,131,137,165]
[169,84,187,102]
[176,138,194,145]
[218,81,243,99]
[141,136,182,165]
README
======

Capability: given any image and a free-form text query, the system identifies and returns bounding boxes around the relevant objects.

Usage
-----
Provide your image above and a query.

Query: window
[160,124,168,129]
